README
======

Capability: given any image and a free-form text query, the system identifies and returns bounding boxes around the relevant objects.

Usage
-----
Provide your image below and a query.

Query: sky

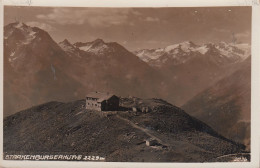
[4,6,251,51]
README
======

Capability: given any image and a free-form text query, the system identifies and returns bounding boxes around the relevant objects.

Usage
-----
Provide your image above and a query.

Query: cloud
[236,31,250,38]
[212,28,250,42]
[26,21,56,31]
[213,28,230,33]
[235,31,251,43]
[36,8,139,27]
[145,17,160,22]
[147,40,159,44]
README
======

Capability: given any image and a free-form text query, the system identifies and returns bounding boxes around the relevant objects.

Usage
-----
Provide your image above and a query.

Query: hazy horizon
[4,6,251,51]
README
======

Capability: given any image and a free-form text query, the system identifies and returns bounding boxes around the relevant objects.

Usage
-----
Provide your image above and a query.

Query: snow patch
[232,43,251,59]
[164,41,196,53]
[14,22,24,29]
[180,42,193,52]
[6,23,39,64]
[193,45,208,54]
[164,44,179,52]
[23,31,36,44]
[79,43,109,54]
[79,45,92,52]
[4,30,14,40]
[9,57,18,63]
[136,49,165,62]
[10,51,15,57]
[215,42,250,60]
[60,43,74,52]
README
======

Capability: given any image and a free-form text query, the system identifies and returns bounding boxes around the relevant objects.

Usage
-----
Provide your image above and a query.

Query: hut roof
[86,91,116,102]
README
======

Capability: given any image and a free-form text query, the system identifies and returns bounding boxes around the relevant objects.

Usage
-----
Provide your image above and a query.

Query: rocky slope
[4,22,82,116]
[4,98,247,162]
[182,56,251,150]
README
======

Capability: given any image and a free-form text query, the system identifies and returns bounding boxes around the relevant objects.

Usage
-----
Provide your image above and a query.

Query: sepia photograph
[1,2,258,166]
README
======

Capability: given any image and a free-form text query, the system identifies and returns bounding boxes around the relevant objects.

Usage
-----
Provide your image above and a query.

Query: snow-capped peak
[92,38,105,44]
[74,39,108,54]
[232,43,251,57]
[135,41,251,67]
[59,39,74,51]
[164,41,197,53]
[58,39,82,58]
[135,48,165,62]
[193,44,209,54]
[4,22,39,43]
[164,44,179,52]
[14,22,25,29]
[4,22,40,64]
[4,22,60,65]
[215,42,251,60]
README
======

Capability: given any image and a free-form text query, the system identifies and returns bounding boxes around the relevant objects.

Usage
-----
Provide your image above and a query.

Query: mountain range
[134,41,250,106]
[3,22,251,148]
[4,22,164,117]
[134,41,250,67]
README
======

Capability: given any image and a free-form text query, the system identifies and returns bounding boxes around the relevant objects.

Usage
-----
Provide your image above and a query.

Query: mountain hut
[86,91,119,111]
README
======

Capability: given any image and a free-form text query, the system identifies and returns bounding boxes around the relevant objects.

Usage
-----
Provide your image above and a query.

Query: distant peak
[60,39,72,45]
[219,41,228,44]
[92,38,105,44]
[180,41,196,47]
[218,41,230,46]
[63,39,69,43]
[6,21,28,29]
[204,43,215,48]
[182,40,193,44]
[14,21,25,26]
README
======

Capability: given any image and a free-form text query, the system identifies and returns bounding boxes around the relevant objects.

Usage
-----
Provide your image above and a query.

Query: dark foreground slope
[4,98,247,162]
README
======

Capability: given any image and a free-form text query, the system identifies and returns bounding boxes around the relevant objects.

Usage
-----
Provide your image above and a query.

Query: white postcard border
[0,0,259,168]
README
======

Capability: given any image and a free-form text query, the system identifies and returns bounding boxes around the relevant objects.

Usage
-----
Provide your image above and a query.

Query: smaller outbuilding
[141,107,150,113]
[132,107,137,112]
[146,138,157,146]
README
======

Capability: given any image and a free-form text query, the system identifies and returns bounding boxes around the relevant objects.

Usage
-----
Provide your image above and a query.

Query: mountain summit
[4,22,81,116]
[58,39,83,58]
[73,38,108,54]
[4,22,68,71]
[4,97,246,162]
